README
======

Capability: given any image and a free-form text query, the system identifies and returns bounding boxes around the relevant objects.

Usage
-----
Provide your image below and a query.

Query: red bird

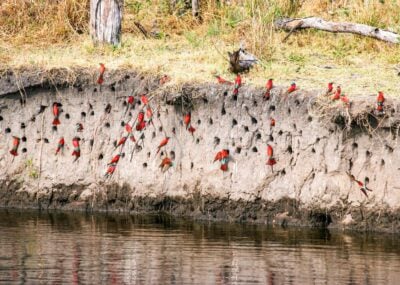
[332,86,341,100]
[146,106,153,119]
[266,144,276,171]
[377,91,385,114]
[141,95,149,105]
[287,82,297,94]
[108,154,121,165]
[215,75,233,85]
[233,74,242,95]
[105,164,117,178]
[159,157,173,172]
[214,151,223,162]
[341,94,350,107]
[184,112,191,129]
[55,137,65,155]
[125,123,132,134]
[127,95,134,105]
[326,82,334,96]
[129,134,136,142]
[188,126,196,136]
[156,137,170,154]
[97,63,105,85]
[9,136,20,156]
[137,111,145,123]
[266,78,273,91]
[220,164,228,171]
[270,118,276,127]
[72,137,81,162]
[347,173,372,197]
[115,136,127,149]
[52,102,61,125]
[136,120,146,131]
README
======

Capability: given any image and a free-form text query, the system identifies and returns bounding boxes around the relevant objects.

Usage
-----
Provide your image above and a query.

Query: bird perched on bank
[340,94,350,107]
[9,136,20,156]
[108,154,121,165]
[115,136,127,149]
[156,137,170,154]
[71,137,81,162]
[347,172,372,197]
[326,82,334,96]
[159,156,173,172]
[264,79,273,100]
[270,118,276,127]
[286,82,297,94]
[214,149,230,171]
[141,95,149,105]
[76,123,84,132]
[233,74,242,96]
[266,144,276,172]
[52,102,62,125]
[376,91,385,115]
[183,112,191,130]
[105,164,117,178]
[159,74,171,85]
[215,75,233,85]
[97,63,105,85]
[136,120,146,131]
[55,137,65,155]
[332,86,341,100]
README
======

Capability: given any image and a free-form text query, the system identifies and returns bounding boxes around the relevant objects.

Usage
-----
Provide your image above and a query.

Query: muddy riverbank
[1,68,400,232]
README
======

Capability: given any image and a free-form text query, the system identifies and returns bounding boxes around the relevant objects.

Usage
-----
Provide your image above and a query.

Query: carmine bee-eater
[159,156,173,172]
[332,86,341,100]
[125,123,132,134]
[184,112,191,130]
[341,94,350,107]
[108,154,121,165]
[214,149,229,171]
[146,106,155,127]
[55,137,65,155]
[266,144,277,171]
[9,136,20,156]
[129,134,136,142]
[97,63,105,85]
[266,78,273,91]
[326,82,334,96]
[72,137,81,162]
[125,95,135,114]
[215,75,233,85]
[377,91,385,115]
[115,136,127,149]
[233,74,242,95]
[188,126,196,136]
[136,120,146,131]
[156,137,170,154]
[270,118,276,127]
[137,111,145,123]
[214,151,223,162]
[287,82,297,94]
[141,95,149,105]
[52,102,61,125]
[264,78,273,100]
[104,164,117,178]
[347,172,372,197]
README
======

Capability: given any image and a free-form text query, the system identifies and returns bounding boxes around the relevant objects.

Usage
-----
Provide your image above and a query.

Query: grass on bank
[0,0,399,95]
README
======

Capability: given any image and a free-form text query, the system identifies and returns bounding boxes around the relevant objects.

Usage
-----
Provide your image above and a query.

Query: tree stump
[90,0,123,45]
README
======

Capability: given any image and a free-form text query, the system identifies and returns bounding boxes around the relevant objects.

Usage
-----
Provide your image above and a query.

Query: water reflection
[0,209,399,284]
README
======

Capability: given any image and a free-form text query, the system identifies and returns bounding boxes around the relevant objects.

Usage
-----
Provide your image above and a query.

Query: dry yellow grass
[0,0,399,96]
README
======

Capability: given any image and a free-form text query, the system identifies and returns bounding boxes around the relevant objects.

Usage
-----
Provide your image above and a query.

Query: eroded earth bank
[1,68,400,232]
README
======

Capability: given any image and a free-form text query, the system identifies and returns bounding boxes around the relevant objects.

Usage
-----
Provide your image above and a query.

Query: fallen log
[274,17,400,44]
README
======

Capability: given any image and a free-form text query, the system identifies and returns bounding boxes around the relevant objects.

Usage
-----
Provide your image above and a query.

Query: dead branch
[275,17,400,44]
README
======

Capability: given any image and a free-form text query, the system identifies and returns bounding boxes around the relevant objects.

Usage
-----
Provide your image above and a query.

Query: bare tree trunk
[192,0,200,18]
[275,17,400,44]
[90,0,123,45]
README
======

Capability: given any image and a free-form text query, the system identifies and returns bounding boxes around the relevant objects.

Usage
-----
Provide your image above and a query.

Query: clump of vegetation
[1,0,399,94]
[25,159,39,179]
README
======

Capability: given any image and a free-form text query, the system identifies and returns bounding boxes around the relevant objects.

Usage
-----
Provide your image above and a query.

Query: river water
[0,210,400,284]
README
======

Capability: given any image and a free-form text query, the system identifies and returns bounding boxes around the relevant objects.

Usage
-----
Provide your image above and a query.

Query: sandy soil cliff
[0,68,399,232]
